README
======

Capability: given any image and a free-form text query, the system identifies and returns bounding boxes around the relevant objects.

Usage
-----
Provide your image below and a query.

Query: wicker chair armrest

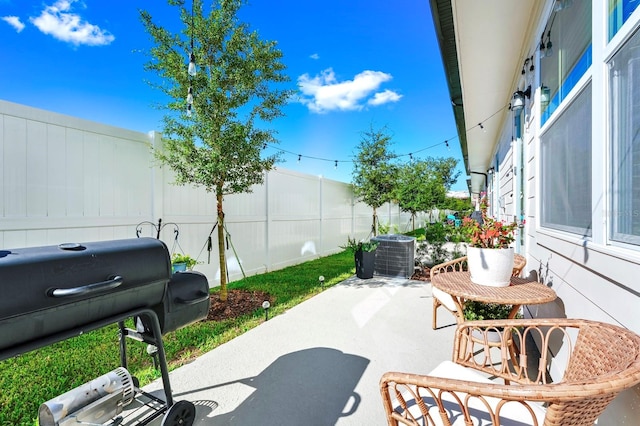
[453,319,640,387]
[380,371,547,426]
[431,256,467,275]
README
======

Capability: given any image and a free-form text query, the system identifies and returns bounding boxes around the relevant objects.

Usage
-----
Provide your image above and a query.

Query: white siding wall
[489,3,640,420]
[0,100,413,285]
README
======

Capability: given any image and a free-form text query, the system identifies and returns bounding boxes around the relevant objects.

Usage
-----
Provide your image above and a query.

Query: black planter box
[355,249,376,279]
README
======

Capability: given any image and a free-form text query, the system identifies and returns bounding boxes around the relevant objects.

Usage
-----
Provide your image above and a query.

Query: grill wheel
[162,400,196,426]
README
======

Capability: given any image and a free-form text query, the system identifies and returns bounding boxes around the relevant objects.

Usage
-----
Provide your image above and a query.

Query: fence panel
[0,101,420,285]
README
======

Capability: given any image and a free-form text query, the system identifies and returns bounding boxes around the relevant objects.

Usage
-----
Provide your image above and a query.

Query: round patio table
[431,271,557,321]
[431,271,557,378]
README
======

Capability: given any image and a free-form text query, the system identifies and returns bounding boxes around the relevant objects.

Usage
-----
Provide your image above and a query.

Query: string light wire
[264,104,508,166]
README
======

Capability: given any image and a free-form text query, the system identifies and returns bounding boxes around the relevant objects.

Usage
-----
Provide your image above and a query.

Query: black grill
[0,237,209,425]
[0,237,209,360]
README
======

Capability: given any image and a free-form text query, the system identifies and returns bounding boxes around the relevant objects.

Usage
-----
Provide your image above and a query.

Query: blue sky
[0,0,467,190]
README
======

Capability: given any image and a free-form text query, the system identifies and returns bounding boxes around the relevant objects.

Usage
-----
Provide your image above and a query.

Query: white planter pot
[467,247,514,287]
[471,328,503,344]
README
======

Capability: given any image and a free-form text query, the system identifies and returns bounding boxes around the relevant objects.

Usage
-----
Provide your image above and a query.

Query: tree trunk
[372,208,377,236]
[411,213,416,231]
[217,187,228,302]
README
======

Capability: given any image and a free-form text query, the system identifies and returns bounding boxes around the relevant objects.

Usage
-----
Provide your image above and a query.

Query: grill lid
[0,238,172,357]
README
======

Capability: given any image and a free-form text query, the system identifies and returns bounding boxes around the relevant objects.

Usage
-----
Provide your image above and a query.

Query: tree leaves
[140,0,293,196]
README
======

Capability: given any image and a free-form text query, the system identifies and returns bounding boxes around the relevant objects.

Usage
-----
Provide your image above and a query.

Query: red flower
[461,197,518,248]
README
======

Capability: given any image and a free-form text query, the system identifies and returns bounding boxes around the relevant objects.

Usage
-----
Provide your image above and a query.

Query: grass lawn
[0,250,355,425]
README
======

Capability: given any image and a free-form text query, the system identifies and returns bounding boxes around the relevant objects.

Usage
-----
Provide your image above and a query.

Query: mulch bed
[411,266,431,281]
[207,289,273,322]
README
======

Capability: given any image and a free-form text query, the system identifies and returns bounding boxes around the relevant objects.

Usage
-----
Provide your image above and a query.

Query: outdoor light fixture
[146,344,159,369]
[511,86,531,114]
[334,160,338,169]
[487,167,495,175]
[298,154,301,163]
[262,300,271,321]
[540,85,551,108]
[319,275,325,288]
[186,103,193,117]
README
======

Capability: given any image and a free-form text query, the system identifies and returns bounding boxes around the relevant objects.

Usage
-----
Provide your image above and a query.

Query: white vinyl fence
[0,100,419,285]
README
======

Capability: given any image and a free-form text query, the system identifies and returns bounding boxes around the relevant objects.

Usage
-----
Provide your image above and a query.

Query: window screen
[610,28,640,245]
[541,83,592,236]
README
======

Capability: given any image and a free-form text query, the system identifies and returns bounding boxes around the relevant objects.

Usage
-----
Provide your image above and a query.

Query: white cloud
[30,0,114,46]
[368,89,402,106]
[297,68,397,113]
[310,53,319,60]
[2,16,25,32]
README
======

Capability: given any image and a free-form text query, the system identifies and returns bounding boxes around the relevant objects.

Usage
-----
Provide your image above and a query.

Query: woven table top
[431,271,557,305]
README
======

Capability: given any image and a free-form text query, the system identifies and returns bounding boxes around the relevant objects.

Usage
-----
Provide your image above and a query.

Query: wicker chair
[431,254,526,329]
[380,318,640,426]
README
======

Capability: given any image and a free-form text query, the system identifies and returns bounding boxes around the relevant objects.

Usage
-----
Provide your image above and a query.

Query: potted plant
[463,300,516,321]
[342,237,379,279]
[463,300,522,343]
[171,253,198,273]
[461,197,518,287]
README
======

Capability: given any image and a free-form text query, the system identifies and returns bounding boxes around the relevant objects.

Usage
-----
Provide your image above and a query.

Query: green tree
[429,157,460,191]
[351,125,398,235]
[141,0,293,301]
[440,196,473,212]
[395,157,461,230]
[395,160,446,231]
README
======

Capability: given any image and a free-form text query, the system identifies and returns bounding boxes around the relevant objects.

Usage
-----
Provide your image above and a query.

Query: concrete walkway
[130,276,457,425]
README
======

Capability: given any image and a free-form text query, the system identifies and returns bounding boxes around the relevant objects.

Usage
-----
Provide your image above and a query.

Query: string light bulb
[297,154,301,163]
[545,34,553,57]
[187,0,196,76]
[186,103,192,117]
[334,160,338,169]
[478,122,485,132]
[186,86,193,104]
[188,53,197,76]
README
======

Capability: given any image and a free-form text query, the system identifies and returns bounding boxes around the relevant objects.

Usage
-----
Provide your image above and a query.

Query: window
[541,84,592,236]
[609,28,640,245]
[609,0,640,40]
[540,1,592,125]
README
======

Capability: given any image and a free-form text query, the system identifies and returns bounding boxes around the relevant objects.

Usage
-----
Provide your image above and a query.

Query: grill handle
[48,276,124,298]
[175,291,209,306]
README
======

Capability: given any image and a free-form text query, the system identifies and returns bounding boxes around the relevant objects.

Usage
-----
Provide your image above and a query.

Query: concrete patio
[128,275,456,425]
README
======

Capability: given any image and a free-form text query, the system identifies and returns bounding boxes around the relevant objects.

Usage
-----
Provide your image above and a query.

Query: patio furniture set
[379,254,640,425]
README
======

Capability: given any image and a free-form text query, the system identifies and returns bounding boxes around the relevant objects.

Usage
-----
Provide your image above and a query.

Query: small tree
[351,125,398,236]
[395,157,461,230]
[141,0,293,301]
[396,160,446,231]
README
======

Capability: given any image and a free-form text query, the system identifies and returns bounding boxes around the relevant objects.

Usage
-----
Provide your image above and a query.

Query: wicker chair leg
[432,297,440,330]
